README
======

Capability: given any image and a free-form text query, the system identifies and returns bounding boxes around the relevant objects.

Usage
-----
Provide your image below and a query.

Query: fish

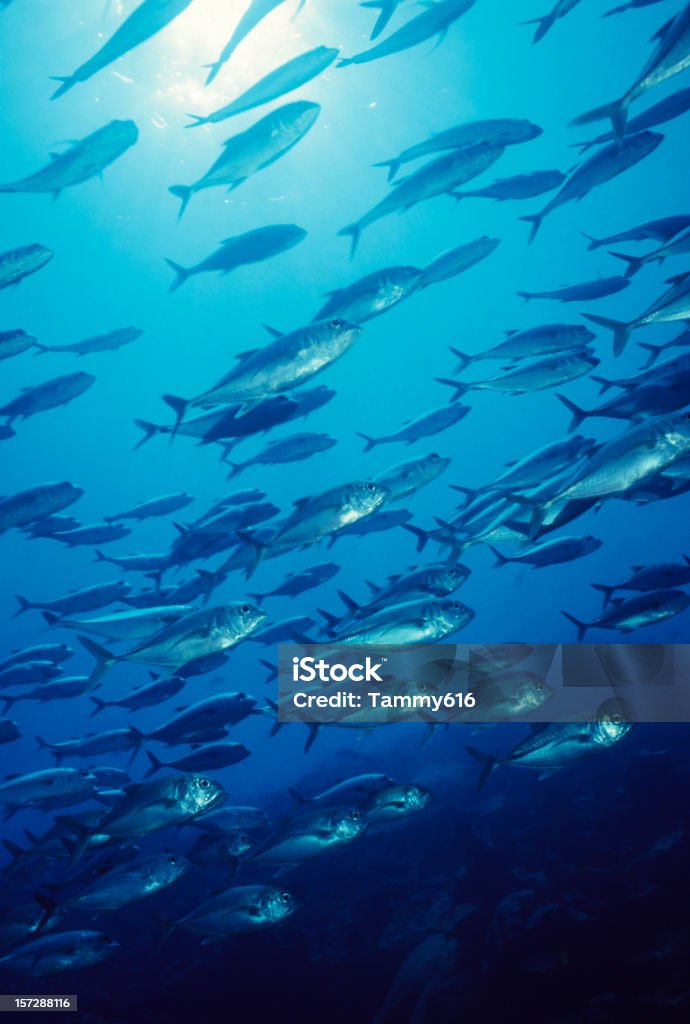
[164,885,296,939]
[35,853,189,922]
[89,675,186,716]
[0,482,83,534]
[123,569,226,608]
[33,326,143,357]
[452,169,566,202]
[490,535,602,569]
[557,379,690,432]
[454,672,555,722]
[574,87,690,152]
[572,3,690,139]
[0,372,95,424]
[374,118,542,181]
[93,550,169,572]
[592,557,690,606]
[62,773,225,849]
[0,930,119,974]
[0,660,63,689]
[226,432,337,478]
[144,742,251,777]
[0,904,67,948]
[460,435,598,494]
[194,806,270,833]
[105,492,193,522]
[375,452,451,502]
[339,142,506,256]
[0,244,54,290]
[23,514,82,538]
[357,403,470,450]
[14,580,131,618]
[189,47,338,125]
[439,351,599,399]
[287,774,394,810]
[315,266,424,323]
[144,693,261,746]
[582,214,690,250]
[605,0,668,14]
[0,643,74,672]
[43,604,193,640]
[466,719,632,789]
[161,320,360,431]
[165,225,307,291]
[333,597,475,644]
[1,677,91,713]
[521,131,664,242]
[0,122,138,195]
[355,783,431,822]
[448,323,595,370]
[338,0,477,67]
[419,236,501,288]
[51,0,195,97]
[610,227,690,278]
[79,603,266,688]
[169,101,320,218]
[523,0,584,44]
[205,0,289,84]
[0,328,37,360]
[562,589,690,640]
[250,563,340,601]
[517,276,630,303]
[251,807,368,867]
[585,270,690,355]
[36,729,145,764]
[51,522,132,547]
[0,767,97,808]
[372,933,459,1024]
[331,508,413,545]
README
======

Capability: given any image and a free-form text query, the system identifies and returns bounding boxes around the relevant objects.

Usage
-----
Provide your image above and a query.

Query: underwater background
[1,0,690,1020]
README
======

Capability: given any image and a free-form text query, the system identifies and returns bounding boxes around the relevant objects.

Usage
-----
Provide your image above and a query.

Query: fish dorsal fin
[665,272,690,286]
[292,497,310,509]
[172,522,188,536]
[503,329,519,336]
[651,15,676,43]
[630,565,645,572]
[235,349,259,361]
[262,324,284,339]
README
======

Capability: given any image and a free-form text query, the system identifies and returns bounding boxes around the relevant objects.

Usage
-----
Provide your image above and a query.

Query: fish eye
[240,604,251,614]
[430,453,440,462]
[536,682,545,692]
[351,810,361,820]
[329,319,343,330]
[281,892,291,904]
[168,855,177,864]
[611,713,623,724]
[199,778,211,789]
[365,482,376,491]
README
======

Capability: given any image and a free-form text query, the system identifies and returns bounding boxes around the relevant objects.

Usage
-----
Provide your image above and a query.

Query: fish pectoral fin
[538,767,563,781]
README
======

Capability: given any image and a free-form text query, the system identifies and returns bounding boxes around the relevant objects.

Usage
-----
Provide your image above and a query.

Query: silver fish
[169,885,296,939]
[190,46,337,124]
[490,535,602,569]
[0,329,37,360]
[358,403,470,450]
[44,604,193,640]
[0,122,138,194]
[452,169,565,202]
[0,372,95,424]
[315,266,424,323]
[439,351,599,399]
[169,101,320,218]
[449,323,595,370]
[0,482,83,534]
[0,244,54,290]
[517,276,630,303]
[0,767,97,808]
[205,0,290,84]
[338,0,477,67]
[592,558,690,606]
[165,224,307,291]
[252,807,367,866]
[563,588,690,640]
[375,452,451,502]
[334,597,475,644]
[583,214,690,250]
[586,270,690,355]
[0,930,118,974]
[51,0,195,98]
[419,236,501,288]
[226,432,337,478]
[34,326,143,357]
[89,675,186,716]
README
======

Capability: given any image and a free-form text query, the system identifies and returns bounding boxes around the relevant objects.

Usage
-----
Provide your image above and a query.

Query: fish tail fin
[603,3,626,15]
[580,231,601,251]
[164,258,191,293]
[372,156,401,182]
[591,583,615,608]
[41,610,60,627]
[50,75,77,100]
[144,750,163,779]
[203,61,223,86]
[337,222,362,259]
[517,291,533,302]
[132,418,162,450]
[168,185,193,220]
[608,250,644,278]
[185,114,208,129]
[521,13,556,44]
[78,635,116,691]
[488,545,511,568]
[570,99,618,128]
[561,610,590,642]
[465,745,499,792]
[225,461,244,480]
[448,345,473,373]
[304,724,321,753]
[590,374,615,395]
[356,432,380,453]
[401,523,431,554]
[519,212,545,244]
[13,595,33,618]
[33,893,59,934]
[236,530,267,580]
[582,313,631,357]
[572,98,630,141]
[637,342,665,369]
[88,696,108,718]
[361,1,397,41]
[556,393,589,433]
[260,658,278,684]
[435,378,469,402]
[161,394,190,441]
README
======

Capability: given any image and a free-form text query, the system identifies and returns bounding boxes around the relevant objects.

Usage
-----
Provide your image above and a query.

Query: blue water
[1,0,689,1020]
